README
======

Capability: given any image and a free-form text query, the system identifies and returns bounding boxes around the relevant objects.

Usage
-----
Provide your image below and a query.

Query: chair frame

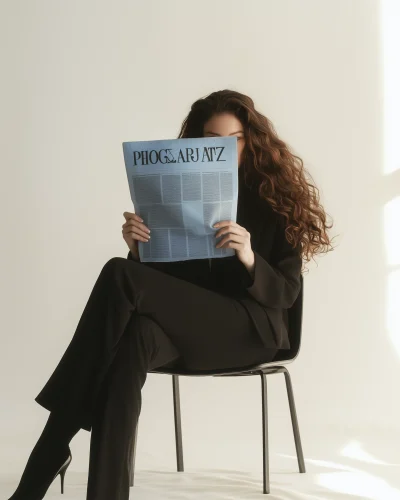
[129,278,305,495]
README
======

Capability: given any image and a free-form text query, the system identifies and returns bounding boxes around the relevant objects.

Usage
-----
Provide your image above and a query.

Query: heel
[59,467,66,494]
[58,451,72,494]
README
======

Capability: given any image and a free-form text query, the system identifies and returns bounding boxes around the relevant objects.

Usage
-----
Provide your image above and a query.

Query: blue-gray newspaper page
[122,136,238,262]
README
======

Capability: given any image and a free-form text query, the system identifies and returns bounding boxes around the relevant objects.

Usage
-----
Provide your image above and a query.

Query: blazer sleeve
[237,216,302,309]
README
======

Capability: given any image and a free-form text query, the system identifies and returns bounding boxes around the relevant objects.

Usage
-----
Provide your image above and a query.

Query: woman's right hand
[122,212,151,261]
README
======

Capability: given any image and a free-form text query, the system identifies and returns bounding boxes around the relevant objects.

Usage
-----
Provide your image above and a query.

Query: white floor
[2,450,400,500]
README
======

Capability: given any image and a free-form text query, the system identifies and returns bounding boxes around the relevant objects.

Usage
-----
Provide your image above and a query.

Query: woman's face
[203,112,245,168]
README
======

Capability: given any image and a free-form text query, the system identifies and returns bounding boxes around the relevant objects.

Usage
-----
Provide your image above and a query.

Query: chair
[129,276,305,494]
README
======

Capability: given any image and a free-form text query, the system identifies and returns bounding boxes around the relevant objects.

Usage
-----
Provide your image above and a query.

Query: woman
[8,89,333,500]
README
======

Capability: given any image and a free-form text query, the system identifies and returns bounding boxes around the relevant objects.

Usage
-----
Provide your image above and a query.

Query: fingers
[122,212,151,242]
[213,220,249,249]
[122,225,150,241]
[121,215,247,248]
[122,226,150,243]
[216,233,246,249]
[122,219,150,235]
[214,221,247,239]
[123,211,143,223]
[123,212,150,233]
[213,220,240,229]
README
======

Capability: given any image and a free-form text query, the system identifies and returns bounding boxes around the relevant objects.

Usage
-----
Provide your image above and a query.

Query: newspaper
[122,136,238,262]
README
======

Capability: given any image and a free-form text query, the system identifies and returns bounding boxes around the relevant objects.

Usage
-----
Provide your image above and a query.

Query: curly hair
[177,89,334,265]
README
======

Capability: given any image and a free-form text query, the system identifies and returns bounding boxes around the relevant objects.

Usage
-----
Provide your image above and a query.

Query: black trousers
[34,257,278,499]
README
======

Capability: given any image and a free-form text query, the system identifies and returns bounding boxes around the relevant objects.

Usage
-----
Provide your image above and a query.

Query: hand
[122,212,151,261]
[213,220,255,274]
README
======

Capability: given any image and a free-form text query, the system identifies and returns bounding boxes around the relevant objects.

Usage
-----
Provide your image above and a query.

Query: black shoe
[54,448,72,494]
[8,409,81,499]
[8,446,72,499]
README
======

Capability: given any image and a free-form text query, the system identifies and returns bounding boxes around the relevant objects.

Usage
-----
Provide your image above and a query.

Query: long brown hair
[177,89,334,265]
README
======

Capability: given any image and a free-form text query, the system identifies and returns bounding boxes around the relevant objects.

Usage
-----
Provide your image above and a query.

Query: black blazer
[127,167,302,350]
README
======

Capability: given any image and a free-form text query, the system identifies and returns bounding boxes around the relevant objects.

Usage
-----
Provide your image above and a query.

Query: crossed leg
[35,257,276,430]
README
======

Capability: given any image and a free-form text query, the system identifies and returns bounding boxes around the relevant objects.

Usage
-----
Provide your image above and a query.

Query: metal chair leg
[172,375,184,471]
[129,421,139,487]
[283,367,306,473]
[260,372,270,494]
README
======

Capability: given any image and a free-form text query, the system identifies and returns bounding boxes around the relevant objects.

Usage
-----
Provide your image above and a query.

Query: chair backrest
[272,275,304,363]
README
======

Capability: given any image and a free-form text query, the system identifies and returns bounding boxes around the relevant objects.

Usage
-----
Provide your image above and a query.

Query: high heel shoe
[8,409,81,500]
[8,447,72,500]
[55,448,72,494]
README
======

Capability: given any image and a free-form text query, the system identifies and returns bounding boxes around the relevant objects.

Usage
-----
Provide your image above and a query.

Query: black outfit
[28,166,302,500]
[141,166,302,350]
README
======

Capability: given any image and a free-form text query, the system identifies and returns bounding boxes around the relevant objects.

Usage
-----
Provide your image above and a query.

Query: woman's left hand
[213,220,255,273]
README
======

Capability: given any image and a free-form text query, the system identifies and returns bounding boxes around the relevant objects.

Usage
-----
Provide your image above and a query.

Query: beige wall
[1,0,399,478]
